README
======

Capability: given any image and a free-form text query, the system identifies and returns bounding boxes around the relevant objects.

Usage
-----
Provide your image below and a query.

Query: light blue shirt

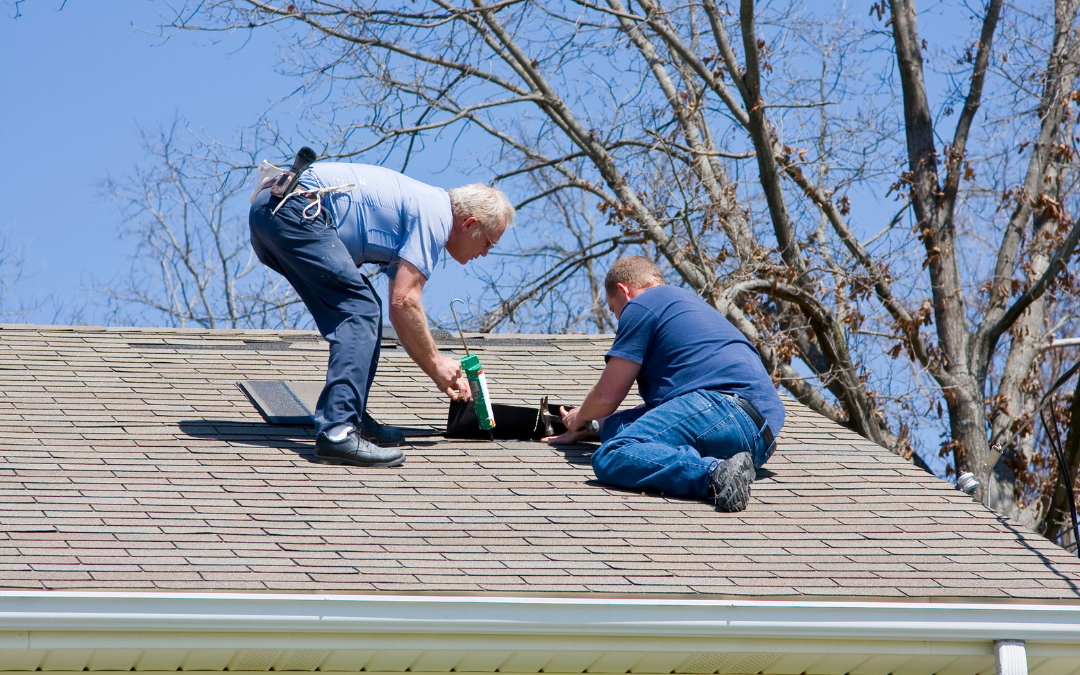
[299,163,453,279]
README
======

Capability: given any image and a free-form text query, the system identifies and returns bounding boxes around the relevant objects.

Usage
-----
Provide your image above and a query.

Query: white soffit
[0,593,1079,674]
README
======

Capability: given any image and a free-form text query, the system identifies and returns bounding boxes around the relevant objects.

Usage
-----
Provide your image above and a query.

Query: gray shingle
[0,324,1078,599]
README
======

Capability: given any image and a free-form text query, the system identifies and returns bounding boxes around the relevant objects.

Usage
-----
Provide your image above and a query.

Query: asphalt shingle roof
[1,324,1079,599]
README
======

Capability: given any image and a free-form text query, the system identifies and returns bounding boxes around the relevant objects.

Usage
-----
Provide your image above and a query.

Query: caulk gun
[450,299,496,436]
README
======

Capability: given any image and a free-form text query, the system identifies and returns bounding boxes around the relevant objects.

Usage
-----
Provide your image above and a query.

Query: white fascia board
[0,592,1079,646]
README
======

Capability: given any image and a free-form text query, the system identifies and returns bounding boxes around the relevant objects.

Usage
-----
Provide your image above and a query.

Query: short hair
[448,184,516,237]
[605,256,666,295]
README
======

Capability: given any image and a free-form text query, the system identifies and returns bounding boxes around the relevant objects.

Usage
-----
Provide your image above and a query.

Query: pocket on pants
[694,410,751,460]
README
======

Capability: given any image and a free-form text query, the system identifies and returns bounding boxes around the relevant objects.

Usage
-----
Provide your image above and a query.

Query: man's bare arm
[561,356,641,432]
[387,260,471,400]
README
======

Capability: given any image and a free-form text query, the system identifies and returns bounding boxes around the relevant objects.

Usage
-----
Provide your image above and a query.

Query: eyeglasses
[480,226,497,252]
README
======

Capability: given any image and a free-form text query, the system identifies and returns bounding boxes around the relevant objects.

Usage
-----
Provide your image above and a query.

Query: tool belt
[249,147,355,221]
[731,393,775,460]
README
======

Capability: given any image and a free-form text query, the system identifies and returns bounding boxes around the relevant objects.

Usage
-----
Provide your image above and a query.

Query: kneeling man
[547,256,784,511]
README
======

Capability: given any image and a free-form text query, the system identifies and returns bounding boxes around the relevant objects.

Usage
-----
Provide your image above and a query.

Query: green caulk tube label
[460,354,496,430]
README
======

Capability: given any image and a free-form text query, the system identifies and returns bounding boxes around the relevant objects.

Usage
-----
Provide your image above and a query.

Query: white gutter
[1,591,1079,644]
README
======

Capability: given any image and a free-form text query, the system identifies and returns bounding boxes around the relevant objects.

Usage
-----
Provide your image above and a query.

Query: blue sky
[0,1,965,331]
[0,0,491,325]
[2,1,270,321]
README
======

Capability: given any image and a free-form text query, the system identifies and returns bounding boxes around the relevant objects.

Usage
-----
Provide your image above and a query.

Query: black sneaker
[360,412,405,447]
[707,452,755,512]
[315,428,405,467]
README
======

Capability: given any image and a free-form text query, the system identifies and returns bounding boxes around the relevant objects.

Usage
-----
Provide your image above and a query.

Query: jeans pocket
[694,411,751,460]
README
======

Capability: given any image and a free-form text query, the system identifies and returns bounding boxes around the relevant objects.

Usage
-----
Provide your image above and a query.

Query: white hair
[448,183,515,236]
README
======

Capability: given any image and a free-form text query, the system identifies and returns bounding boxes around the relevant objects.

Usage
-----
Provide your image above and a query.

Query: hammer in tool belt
[271,146,318,199]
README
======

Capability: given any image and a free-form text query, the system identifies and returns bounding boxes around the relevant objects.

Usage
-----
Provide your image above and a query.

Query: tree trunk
[1045,374,1080,548]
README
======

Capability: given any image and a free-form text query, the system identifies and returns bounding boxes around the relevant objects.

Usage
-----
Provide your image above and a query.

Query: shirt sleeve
[395,192,452,280]
[606,302,656,365]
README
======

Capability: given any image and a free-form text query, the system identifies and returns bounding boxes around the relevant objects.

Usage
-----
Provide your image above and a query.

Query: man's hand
[434,354,472,401]
[560,404,583,432]
[544,356,639,446]
[543,406,595,445]
[543,427,593,445]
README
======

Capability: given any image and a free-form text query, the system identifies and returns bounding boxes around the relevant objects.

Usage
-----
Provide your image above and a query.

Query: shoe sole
[313,454,406,468]
[736,452,757,484]
[712,453,754,512]
[714,481,750,512]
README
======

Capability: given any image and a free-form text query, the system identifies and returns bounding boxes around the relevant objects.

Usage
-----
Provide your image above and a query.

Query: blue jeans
[249,189,382,436]
[591,390,772,499]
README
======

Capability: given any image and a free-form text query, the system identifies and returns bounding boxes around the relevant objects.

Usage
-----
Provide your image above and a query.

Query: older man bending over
[250,162,514,468]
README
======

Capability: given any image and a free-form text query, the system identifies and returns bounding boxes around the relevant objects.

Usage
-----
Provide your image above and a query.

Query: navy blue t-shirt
[607,285,785,435]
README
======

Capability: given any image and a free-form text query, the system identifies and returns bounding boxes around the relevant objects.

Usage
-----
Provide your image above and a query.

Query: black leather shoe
[315,429,405,467]
[359,411,405,447]
[707,452,755,512]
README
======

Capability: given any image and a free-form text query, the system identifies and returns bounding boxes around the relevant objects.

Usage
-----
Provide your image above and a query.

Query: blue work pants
[249,189,382,436]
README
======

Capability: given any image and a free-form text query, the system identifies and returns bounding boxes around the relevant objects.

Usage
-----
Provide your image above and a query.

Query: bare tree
[164,1,1080,539]
[102,121,311,330]
[0,230,46,322]
[475,170,641,333]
